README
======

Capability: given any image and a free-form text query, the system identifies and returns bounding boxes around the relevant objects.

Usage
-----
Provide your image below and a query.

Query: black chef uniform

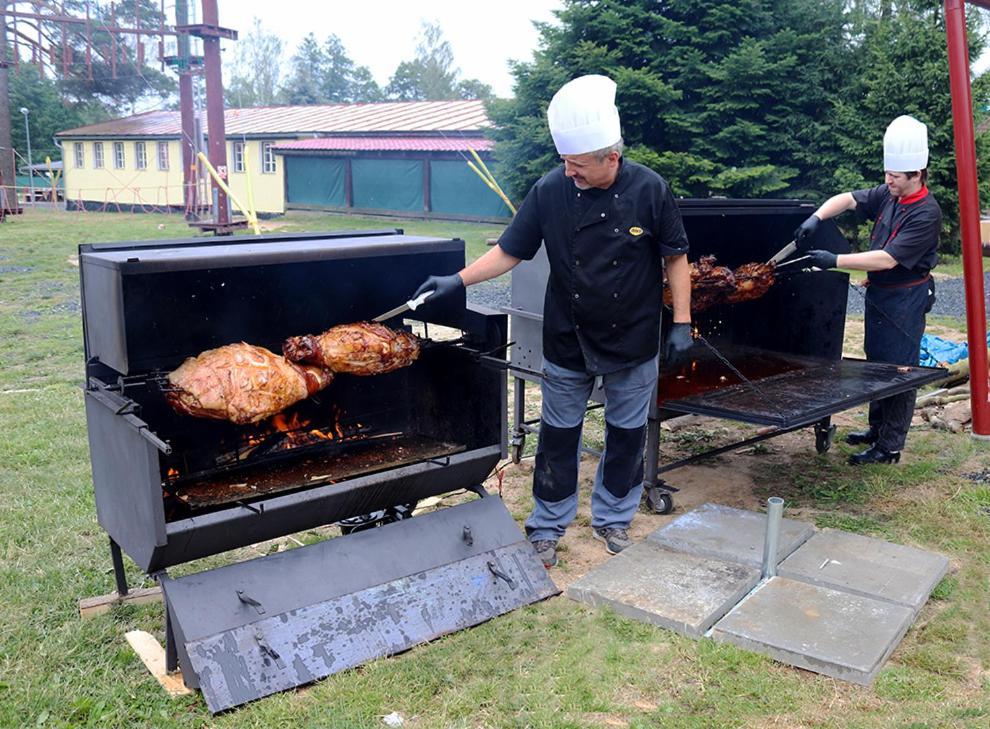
[852,183,941,452]
[498,159,689,504]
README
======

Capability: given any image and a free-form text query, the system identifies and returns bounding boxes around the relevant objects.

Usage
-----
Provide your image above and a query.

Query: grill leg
[165,608,178,674]
[109,537,129,597]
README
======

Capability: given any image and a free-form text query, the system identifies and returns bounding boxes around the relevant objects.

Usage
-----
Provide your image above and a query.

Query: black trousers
[863,280,930,452]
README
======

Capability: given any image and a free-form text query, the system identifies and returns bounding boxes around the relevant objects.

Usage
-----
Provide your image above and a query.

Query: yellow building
[55,101,508,220]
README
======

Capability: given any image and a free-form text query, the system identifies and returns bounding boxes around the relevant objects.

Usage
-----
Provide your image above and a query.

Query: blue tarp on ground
[919,332,990,367]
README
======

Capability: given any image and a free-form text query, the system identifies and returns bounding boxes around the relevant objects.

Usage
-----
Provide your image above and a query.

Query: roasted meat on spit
[283,321,421,376]
[663,255,777,312]
[166,343,334,425]
[725,262,776,304]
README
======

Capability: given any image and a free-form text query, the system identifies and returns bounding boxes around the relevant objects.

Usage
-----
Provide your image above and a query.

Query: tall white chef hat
[884,115,928,172]
[547,75,622,155]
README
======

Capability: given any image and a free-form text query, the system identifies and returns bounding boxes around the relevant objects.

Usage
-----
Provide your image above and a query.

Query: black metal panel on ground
[159,496,559,713]
[661,358,947,427]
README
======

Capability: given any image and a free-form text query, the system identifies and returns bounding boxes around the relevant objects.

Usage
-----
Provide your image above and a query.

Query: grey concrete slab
[712,577,914,686]
[646,503,815,569]
[565,542,761,637]
[778,529,950,613]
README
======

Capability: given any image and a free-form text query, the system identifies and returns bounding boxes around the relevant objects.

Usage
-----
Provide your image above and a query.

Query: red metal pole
[944,0,990,437]
[201,0,229,227]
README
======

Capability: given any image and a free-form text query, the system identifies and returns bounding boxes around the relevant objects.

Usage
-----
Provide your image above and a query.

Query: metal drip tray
[662,357,946,427]
[167,434,466,511]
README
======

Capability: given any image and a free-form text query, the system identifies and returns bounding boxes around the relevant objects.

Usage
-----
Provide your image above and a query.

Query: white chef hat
[884,115,929,171]
[547,75,622,155]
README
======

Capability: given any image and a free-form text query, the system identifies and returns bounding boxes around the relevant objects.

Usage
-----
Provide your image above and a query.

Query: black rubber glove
[663,323,693,364]
[806,249,838,270]
[412,273,464,302]
[794,214,820,245]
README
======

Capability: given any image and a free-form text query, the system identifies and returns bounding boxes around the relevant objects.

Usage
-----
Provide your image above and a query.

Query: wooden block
[78,585,162,619]
[125,630,193,697]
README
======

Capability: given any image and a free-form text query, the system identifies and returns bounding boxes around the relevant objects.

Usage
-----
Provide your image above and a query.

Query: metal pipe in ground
[762,497,784,579]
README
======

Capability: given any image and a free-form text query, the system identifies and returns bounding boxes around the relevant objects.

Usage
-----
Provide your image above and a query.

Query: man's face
[562,151,620,190]
[885,170,921,198]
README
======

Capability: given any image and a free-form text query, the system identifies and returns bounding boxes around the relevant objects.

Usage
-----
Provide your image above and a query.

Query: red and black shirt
[498,160,689,375]
[851,184,941,285]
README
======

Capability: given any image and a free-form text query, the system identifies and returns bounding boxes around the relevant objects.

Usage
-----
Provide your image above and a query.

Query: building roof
[56,100,491,138]
[274,136,493,153]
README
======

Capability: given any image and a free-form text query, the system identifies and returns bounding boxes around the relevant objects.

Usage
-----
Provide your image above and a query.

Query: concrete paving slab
[778,529,950,612]
[566,542,761,637]
[711,576,914,686]
[647,503,815,569]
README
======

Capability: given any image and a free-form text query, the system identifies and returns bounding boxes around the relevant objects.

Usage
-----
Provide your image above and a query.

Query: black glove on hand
[806,249,838,270]
[663,322,693,364]
[413,273,464,302]
[794,214,820,245]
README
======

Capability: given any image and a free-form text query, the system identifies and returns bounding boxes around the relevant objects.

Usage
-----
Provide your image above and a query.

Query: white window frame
[157,141,169,171]
[93,142,104,168]
[232,141,245,173]
[261,141,276,174]
[135,141,147,170]
[73,142,84,168]
[113,142,125,169]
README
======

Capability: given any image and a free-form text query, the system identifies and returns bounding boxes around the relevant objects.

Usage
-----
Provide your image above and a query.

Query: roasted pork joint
[663,255,777,312]
[725,262,776,304]
[283,322,421,376]
[166,343,334,425]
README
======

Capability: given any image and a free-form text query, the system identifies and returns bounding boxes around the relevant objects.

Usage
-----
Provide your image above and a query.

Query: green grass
[2,208,990,727]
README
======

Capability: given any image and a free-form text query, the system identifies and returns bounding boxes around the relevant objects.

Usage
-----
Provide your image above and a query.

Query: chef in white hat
[413,74,693,566]
[794,115,942,465]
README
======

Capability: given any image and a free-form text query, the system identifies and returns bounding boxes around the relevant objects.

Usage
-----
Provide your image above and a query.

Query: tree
[7,65,108,164]
[489,0,850,201]
[226,18,284,107]
[54,0,175,113]
[386,22,491,101]
[280,33,383,104]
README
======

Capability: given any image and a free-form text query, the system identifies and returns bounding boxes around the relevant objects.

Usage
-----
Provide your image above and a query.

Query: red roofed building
[56,101,511,220]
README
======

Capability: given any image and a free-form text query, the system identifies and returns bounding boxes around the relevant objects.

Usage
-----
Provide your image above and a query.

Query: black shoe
[531,539,558,568]
[849,446,900,465]
[845,429,877,446]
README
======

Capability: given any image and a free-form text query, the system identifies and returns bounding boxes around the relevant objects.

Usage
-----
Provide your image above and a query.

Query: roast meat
[725,262,776,304]
[282,322,420,376]
[166,343,334,425]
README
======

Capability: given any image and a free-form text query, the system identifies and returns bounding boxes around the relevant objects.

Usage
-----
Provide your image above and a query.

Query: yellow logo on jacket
[629,226,644,236]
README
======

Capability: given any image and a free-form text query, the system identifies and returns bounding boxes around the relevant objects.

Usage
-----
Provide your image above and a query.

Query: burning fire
[242,404,362,455]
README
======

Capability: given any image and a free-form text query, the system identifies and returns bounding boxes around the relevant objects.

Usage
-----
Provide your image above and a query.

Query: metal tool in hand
[373,290,433,322]
[767,239,798,265]
[773,254,813,270]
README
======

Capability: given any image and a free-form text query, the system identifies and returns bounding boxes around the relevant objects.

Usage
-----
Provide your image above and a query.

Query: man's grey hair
[592,139,624,161]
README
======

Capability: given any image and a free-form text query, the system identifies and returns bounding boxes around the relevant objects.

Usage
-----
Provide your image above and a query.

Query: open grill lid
[79,231,469,375]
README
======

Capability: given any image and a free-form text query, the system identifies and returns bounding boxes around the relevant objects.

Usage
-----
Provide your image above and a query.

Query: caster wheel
[510,442,523,464]
[646,487,674,515]
[815,423,836,454]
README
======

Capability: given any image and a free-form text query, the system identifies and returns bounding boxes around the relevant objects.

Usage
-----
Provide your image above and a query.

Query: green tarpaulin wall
[285,156,346,207]
[430,160,512,218]
[352,158,423,212]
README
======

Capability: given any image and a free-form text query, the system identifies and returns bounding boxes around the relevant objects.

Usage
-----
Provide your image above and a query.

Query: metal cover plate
[185,542,556,713]
[662,358,947,427]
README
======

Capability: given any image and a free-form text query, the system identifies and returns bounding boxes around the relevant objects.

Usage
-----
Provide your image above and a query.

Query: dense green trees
[489,0,990,251]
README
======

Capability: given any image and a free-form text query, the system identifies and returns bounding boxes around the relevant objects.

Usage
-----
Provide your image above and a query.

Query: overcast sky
[213,0,564,98]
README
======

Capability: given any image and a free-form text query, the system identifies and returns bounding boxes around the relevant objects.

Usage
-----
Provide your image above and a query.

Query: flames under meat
[166,343,334,425]
[283,321,421,376]
[664,255,776,312]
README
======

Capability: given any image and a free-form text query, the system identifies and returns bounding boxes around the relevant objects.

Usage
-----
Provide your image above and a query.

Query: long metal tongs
[372,290,434,322]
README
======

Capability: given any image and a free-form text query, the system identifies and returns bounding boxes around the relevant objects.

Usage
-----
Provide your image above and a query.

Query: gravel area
[846,273,989,318]
[469,274,985,320]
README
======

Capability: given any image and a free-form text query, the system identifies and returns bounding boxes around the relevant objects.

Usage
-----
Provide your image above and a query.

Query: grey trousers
[525,357,658,543]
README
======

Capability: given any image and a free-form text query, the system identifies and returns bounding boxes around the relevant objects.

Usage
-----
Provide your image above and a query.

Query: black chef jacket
[498,160,689,375]
[852,184,941,286]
